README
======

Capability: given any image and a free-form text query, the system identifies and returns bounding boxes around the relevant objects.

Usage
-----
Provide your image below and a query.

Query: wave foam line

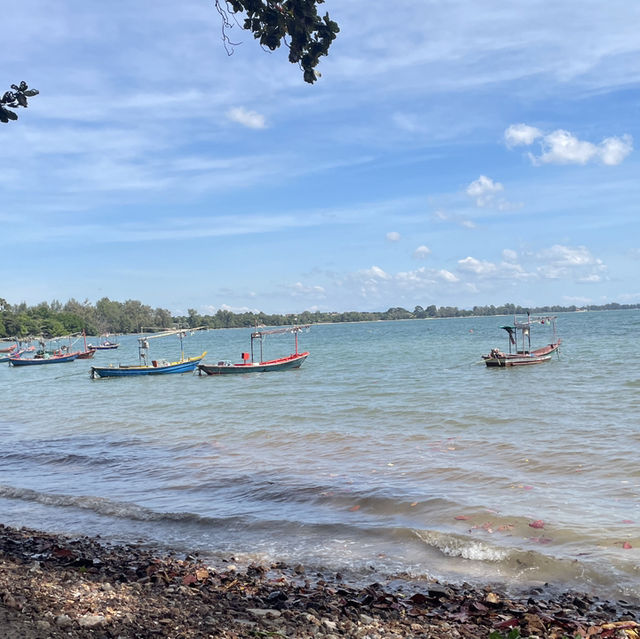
[0,484,220,525]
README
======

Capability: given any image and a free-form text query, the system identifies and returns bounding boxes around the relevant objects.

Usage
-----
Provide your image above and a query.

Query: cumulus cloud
[386,231,401,241]
[538,244,598,267]
[505,123,542,147]
[536,244,606,281]
[227,106,267,129]
[456,244,605,286]
[457,256,531,281]
[363,265,392,280]
[466,175,503,206]
[413,245,431,259]
[437,269,459,283]
[600,135,634,165]
[458,256,497,276]
[465,175,519,210]
[505,124,632,166]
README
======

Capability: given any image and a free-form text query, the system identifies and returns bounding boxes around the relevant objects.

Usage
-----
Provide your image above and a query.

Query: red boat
[76,331,96,358]
[198,325,310,375]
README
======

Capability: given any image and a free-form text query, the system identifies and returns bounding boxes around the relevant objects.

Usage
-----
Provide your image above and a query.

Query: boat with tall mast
[482,314,561,367]
[90,327,206,378]
[197,325,309,375]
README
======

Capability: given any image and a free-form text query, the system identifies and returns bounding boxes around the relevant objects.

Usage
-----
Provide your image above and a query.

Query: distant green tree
[40,318,66,338]
[187,308,202,328]
[153,308,174,328]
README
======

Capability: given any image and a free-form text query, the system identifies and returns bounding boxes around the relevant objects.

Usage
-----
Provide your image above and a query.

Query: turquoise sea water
[1,311,639,599]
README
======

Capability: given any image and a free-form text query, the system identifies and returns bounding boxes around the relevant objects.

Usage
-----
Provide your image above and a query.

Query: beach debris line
[0,523,638,638]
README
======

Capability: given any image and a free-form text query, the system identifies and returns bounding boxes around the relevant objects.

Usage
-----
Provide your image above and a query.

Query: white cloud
[600,135,634,166]
[502,249,518,262]
[290,282,326,297]
[363,266,392,280]
[504,123,542,147]
[466,175,503,207]
[536,244,606,281]
[505,124,633,166]
[386,231,401,241]
[414,245,431,259]
[458,256,498,276]
[465,175,519,210]
[437,269,459,283]
[538,244,598,267]
[535,129,599,165]
[433,209,477,229]
[457,256,532,281]
[227,106,267,129]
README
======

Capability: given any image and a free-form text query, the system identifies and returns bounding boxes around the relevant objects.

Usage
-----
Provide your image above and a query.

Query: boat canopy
[250,324,310,339]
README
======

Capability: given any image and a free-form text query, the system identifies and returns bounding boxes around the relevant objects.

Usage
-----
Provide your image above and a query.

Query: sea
[1,310,638,601]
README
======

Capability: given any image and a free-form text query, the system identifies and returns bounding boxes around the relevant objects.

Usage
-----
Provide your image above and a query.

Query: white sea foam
[415,530,511,562]
[0,484,193,522]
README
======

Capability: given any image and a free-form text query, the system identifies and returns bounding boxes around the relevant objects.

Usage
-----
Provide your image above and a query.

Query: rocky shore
[0,523,638,638]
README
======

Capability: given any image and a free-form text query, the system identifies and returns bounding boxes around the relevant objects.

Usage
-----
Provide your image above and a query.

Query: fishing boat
[482,314,561,367]
[87,335,120,350]
[75,331,96,359]
[9,350,79,366]
[1,348,25,363]
[0,343,17,353]
[197,325,309,375]
[90,328,206,378]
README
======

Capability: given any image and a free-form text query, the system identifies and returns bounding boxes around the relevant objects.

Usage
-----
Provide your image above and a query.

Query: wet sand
[0,523,638,638]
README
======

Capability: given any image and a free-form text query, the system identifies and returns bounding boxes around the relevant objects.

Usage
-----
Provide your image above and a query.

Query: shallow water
[1,311,639,599]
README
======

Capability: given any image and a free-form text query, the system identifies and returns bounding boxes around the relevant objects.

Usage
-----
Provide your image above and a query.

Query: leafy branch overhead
[215,0,339,83]
[0,82,39,123]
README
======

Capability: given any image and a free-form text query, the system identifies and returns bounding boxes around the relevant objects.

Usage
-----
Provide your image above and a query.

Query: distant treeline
[0,297,638,339]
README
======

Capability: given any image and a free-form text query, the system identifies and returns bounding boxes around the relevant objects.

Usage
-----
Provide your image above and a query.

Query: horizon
[3,295,636,317]
[4,1,640,315]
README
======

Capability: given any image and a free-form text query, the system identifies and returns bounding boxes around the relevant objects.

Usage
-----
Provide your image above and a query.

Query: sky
[3,1,640,315]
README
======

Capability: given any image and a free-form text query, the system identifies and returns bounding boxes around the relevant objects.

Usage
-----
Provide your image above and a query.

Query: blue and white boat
[90,328,206,378]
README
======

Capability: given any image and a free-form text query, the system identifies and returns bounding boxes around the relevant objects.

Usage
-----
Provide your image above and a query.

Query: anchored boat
[483,314,561,367]
[90,328,206,378]
[198,325,309,375]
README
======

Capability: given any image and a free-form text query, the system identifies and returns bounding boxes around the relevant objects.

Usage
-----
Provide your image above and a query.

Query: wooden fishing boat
[198,325,309,375]
[483,314,561,367]
[1,349,23,363]
[87,337,119,350]
[9,351,79,365]
[90,328,205,378]
[75,331,96,359]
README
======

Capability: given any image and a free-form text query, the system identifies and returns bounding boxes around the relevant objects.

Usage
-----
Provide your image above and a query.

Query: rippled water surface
[1,311,639,598]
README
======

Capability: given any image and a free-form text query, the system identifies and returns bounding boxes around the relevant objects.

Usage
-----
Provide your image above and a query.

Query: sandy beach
[1,523,638,638]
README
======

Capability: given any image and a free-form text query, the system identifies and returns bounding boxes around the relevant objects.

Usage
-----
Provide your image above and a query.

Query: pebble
[78,614,107,628]
[0,523,636,639]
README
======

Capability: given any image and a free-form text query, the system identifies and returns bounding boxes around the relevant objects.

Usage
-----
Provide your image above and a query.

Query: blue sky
[3,1,640,314]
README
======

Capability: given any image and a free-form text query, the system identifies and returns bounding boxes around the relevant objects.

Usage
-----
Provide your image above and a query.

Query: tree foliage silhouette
[214,0,339,83]
[1,81,39,123]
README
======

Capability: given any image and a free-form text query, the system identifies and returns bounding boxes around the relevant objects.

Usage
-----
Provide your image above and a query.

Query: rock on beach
[0,523,638,638]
